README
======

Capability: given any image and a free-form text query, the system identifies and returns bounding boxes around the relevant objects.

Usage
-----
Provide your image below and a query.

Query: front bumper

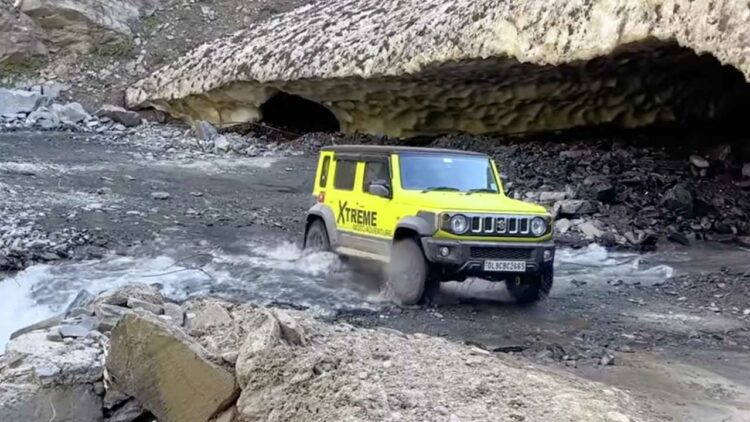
[421,237,555,279]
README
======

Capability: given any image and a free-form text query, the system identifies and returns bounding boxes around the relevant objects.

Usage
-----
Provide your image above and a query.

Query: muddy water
[2,241,749,350]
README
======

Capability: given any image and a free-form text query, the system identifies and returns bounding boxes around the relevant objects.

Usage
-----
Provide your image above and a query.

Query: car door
[328,156,358,238]
[350,157,394,257]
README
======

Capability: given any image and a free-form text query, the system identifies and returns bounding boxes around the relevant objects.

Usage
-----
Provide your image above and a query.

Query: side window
[334,159,356,190]
[363,160,390,192]
[319,156,331,188]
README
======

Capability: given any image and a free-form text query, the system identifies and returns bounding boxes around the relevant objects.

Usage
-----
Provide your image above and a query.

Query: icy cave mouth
[252,40,750,139]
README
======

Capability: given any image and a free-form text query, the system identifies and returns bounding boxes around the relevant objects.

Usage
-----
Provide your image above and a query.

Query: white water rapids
[1,242,748,350]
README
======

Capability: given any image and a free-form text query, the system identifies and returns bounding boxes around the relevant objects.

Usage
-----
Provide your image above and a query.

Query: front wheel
[506,268,553,305]
[386,238,428,306]
[304,219,330,251]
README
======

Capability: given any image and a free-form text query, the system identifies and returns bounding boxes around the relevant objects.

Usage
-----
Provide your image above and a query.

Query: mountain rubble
[0,284,645,422]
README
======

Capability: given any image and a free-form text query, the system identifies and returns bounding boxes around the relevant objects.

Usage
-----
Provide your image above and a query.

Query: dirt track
[2,131,750,421]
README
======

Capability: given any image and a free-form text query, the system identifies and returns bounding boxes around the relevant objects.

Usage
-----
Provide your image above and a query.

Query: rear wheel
[506,268,553,304]
[304,219,330,251]
[386,238,428,306]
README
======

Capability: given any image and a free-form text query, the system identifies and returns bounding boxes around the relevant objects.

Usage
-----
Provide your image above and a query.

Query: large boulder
[126,0,750,137]
[96,104,142,127]
[0,8,47,65]
[107,313,239,422]
[0,88,51,117]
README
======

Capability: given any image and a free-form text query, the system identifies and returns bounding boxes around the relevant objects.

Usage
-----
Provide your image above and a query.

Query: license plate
[483,260,526,272]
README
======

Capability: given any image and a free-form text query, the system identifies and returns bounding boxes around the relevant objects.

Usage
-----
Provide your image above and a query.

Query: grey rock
[94,304,128,332]
[86,330,105,340]
[667,228,691,246]
[52,102,89,125]
[742,163,750,178]
[59,324,90,338]
[107,399,144,422]
[96,104,142,127]
[41,83,66,99]
[554,218,571,234]
[0,384,103,422]
[26,106,60,129]
[10,316,62,340]
[4,330,105,385]
[107,314,238,422]
[46,330,63,342]
[35,362,62,379]
[538,191,567,203]
[95,283,164,307]
[559,150,586,159]
[65,290,95,317]
[103,389,131,410]
[582,175,608,186]
[151,191,171,200]
[662,184,693,217]
[221,351,239,365]
[0,9,48,64]
[554,200,599,217]
[578,221,603,240]
[214,135,231,153]
[689,154,709,169]
[19,0,141,53]
[0,88,50,115]
[70,316,100,331]
[127,298,164,315]
[188,301,233,335]
[94,382,105,396]
[194,120,218,141]
[600,354,615,366]
[593,183,616,203]
[163,303,185,326]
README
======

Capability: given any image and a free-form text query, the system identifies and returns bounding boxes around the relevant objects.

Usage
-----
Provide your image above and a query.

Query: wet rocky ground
[1,128,750,421]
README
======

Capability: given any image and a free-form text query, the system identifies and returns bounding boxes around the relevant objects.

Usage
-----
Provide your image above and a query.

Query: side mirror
[368,179,391,198]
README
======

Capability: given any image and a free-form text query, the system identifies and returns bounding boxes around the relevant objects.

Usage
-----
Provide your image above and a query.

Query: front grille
[469,215,536,237]
[469,247,533,260]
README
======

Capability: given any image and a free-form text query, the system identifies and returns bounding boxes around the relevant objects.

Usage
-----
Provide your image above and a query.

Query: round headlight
[450,214,469,234]
[531,217,547,236]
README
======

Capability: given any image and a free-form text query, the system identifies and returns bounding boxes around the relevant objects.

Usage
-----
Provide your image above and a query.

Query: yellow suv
[304,145,555,305]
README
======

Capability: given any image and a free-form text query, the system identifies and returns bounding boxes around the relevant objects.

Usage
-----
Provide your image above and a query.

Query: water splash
[555,244,674,287]
[0,242,377,350]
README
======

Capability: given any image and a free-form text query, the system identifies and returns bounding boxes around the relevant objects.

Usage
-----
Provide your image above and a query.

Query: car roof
[320,145,487,157]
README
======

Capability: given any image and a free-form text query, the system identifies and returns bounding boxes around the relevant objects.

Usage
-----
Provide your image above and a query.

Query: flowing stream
[2,241,749,350]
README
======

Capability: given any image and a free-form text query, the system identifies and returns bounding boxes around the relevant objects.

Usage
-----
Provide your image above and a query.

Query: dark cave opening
[260,92,340,133]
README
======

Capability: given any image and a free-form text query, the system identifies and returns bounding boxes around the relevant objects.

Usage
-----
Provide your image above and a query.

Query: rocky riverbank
[3,101,750,273]
[0,284,644,422]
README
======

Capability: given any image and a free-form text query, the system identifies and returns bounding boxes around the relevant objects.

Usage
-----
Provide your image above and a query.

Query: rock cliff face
[126,0,750,137]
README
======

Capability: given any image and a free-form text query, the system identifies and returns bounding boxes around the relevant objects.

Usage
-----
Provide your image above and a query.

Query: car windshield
[399,153,499,193]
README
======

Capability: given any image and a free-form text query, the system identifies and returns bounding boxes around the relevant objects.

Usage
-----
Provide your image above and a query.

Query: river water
[1,241,749,350]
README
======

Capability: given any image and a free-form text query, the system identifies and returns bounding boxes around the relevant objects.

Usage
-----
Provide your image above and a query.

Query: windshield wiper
[464,188,498,195]
[421,186,460,193]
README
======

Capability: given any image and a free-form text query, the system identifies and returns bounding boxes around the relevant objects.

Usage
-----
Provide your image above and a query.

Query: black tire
[386,238,428,306]
[506,268,553,305]
[304,219,330,251]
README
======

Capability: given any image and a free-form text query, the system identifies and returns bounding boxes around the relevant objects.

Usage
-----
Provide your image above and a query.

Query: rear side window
[334,160,356,190]
[319,156,331,187]
[363,161,390,191]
